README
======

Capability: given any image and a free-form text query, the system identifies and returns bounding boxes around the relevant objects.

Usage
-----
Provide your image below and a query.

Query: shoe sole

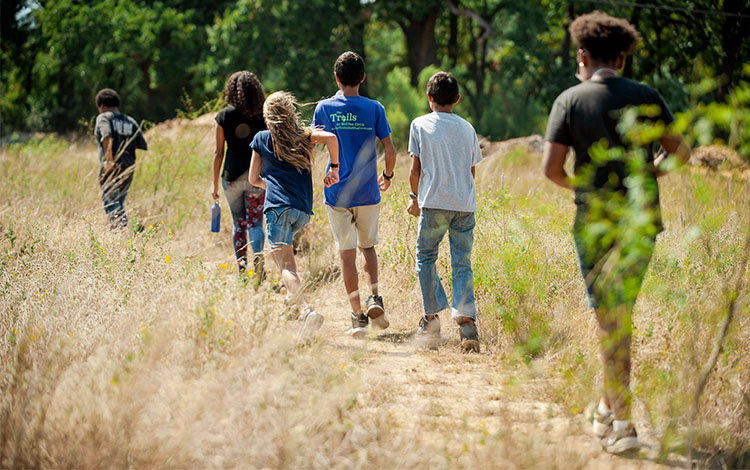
[297,312,324,342]
[346,326,368,338]
[461,339,480,353]
[368,312,389,330]
[604,437,639,454]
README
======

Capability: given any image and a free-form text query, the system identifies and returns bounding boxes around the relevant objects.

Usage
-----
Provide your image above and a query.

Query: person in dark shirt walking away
[543,11,690,454]
[213,71,267,278]
[94,88,147,229]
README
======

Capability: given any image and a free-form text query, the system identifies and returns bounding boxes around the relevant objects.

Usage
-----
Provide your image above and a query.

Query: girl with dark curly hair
[542,11,690,454]
[213,71,267,278]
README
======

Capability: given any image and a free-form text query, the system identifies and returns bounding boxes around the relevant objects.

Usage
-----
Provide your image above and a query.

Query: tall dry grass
[1,122,748,468]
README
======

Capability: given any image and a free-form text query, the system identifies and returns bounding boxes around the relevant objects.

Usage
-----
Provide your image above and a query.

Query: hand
[407,199,420,217]
[324,168,339,187]
[378,174,391,192]
[212,187,220,200]
[103,159,115,174]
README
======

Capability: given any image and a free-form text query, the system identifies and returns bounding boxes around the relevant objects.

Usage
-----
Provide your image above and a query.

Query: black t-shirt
[545,77,674,203]
[216,106,266,182]
[95,110,147,168]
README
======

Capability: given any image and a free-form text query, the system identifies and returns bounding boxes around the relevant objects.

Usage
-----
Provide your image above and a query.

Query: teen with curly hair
[543,11,690,454]
[213,71,267,278]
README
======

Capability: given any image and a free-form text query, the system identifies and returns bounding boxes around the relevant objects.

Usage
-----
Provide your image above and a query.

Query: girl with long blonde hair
[249,91,340,340]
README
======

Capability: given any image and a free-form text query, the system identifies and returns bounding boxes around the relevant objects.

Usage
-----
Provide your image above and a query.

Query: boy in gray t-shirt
[407,71,483,352]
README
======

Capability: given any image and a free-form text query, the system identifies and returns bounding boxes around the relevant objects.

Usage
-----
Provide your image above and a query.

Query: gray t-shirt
[95,110,147,168]
[408,112,482,212]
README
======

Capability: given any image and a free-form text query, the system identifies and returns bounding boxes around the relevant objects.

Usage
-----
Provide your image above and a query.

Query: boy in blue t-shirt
[311,51,397,337]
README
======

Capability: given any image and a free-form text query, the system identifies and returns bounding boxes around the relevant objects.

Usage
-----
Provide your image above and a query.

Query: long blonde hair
[263,91,313,172]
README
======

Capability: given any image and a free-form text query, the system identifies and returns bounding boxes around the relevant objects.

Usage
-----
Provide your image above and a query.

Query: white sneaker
[590,402,614,438]
[603,420,640,454]
[346,312,369,338]
[297,307,324,342]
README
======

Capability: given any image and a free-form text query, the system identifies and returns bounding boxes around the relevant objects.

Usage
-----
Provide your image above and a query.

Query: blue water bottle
[211,201,221,233]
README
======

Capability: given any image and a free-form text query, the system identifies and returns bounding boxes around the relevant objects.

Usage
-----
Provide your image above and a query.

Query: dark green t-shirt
[545,77,674,204]
[215,106,265,182]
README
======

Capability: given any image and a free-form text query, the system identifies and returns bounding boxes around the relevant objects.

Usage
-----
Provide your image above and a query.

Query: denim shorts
[265,207,311,248]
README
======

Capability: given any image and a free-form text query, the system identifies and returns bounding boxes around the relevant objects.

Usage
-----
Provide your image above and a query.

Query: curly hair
[223,71,265,118]
[95,88,120,108]
[263,91,313,172]
[569,11,640,62]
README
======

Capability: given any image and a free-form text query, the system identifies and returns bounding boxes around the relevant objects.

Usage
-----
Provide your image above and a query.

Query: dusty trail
[301,280,685,470]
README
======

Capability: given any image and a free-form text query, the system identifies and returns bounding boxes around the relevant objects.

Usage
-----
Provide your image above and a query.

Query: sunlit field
[1,118,748,469]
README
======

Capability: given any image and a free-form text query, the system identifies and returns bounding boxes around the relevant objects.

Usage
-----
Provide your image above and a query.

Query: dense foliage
[1,0,749,143]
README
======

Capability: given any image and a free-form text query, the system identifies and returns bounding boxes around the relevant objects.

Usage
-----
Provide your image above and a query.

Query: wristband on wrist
[330,163,339,169]
[409,192,418,200]
[382,169,394,181]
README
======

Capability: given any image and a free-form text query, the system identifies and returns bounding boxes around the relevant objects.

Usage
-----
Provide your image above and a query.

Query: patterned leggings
[222,176,265,264]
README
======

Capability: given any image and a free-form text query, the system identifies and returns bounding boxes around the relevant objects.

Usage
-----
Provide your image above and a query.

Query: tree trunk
[448,1,459,68]
[559,1,574,70]
[719,0,743,98]
[623,5,639,79]
[399,8,439,87]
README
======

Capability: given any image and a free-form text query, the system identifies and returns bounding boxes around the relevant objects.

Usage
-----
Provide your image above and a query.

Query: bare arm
[249,150,265,190]
[100,135,115,179]
[407,154,421,217]
[471,166,475,178]
[213,125,225,199]
[378,135,397,191]
[542,141,573,190]
[655,133,691,177]
[311,129,340,187]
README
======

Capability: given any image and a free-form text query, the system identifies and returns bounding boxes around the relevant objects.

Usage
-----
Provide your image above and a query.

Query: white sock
[598,402,612,416]
[612,420,631,432]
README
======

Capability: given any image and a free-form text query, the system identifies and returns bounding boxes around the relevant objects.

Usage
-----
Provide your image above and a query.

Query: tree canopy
[1,0,748,143]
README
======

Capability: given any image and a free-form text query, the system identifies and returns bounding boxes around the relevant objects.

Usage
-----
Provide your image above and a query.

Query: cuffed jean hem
[451,308,477,322]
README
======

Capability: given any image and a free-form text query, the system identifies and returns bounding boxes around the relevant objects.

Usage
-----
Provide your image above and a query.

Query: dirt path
[305,280,687,470]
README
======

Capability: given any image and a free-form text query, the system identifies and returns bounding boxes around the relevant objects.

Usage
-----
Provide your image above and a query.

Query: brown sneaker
[414,315,441,349]
[365,295,389,330]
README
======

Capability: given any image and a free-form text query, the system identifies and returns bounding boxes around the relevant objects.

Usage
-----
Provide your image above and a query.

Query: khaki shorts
[325,203,380,251]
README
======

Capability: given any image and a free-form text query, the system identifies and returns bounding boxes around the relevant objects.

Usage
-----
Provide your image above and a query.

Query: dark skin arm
[100,136,114,178]
[542,141,574,190]
[655,133,691,177]
[212,124,225,200]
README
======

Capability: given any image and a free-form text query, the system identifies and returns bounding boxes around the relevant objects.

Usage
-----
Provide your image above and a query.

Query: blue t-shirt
[250,131,313,215]
[311,94,391,208]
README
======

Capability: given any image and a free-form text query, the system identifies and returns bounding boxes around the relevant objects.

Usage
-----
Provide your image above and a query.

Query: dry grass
[1,123,748,469]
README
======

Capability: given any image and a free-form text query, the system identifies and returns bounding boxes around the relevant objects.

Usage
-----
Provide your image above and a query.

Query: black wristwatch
[381,169,394,181]
[409,192,418,200]
[330,163,339,169]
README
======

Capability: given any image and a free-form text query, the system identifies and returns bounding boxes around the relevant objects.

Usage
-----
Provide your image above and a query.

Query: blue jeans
[100,163,134,228]
[222,173,265,259]
[265,207,310,248]
[416,208,476,321]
